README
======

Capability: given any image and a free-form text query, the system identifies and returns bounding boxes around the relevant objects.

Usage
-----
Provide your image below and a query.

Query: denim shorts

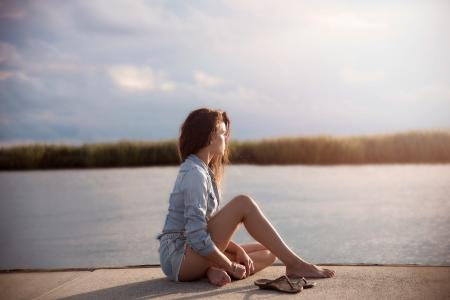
[159,233,188,282]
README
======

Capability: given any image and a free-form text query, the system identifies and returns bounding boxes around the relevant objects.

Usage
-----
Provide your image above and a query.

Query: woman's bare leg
[178,242,275,282]
[241,243,278,267]
[178,195,335,281]
[241,243,277,274]
[207,243,276,286]
[208,195,335,278]
[227,242,277,275]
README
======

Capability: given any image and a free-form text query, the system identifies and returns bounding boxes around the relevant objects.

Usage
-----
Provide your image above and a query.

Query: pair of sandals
[254,275,317,293]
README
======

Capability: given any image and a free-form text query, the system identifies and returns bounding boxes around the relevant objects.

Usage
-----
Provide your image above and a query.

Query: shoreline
[2,262,450,273]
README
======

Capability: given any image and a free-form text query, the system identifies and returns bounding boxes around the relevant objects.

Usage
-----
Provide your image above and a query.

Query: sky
[0,0,449,146]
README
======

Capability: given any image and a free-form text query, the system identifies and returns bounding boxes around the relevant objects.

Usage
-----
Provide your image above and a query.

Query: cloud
[0,71,14,80]
[194,70,223,88]
[340,66,385,83]
[311,11,390,36]
[0,0,26,19]
[71,0,183,35]
[0,41,20,65]
[108,65,175,92]
[0,1,449,145]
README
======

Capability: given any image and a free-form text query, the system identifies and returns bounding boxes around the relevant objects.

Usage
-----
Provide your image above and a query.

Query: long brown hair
[178,107,231,193]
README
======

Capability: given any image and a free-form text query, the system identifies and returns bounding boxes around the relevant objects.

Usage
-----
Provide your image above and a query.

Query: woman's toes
[207,267,231,286]
[218,273,231,286]
[222,273,232,285]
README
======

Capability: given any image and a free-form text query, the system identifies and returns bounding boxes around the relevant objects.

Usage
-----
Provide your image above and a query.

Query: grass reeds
[0,130,449,170]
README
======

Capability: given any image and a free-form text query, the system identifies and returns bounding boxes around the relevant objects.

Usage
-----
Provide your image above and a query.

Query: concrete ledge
[1,264,449,299]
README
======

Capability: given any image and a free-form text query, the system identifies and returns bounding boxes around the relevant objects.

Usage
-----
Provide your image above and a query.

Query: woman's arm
[223,240,255,276]
[182,169,246,278]
[225,240,243,254]
[205,246,234,270]
[183,169,216,256]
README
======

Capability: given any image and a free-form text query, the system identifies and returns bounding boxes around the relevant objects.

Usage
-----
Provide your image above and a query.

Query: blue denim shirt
[156,153,221,256]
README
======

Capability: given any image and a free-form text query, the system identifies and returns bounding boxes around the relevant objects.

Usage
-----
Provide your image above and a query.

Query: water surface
[0,164,449,270]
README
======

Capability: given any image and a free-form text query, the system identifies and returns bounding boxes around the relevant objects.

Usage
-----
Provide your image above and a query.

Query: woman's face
[209,121,228,156]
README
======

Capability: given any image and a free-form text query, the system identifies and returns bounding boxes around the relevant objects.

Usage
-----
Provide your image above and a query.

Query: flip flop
[286,275,317,289]
[254,275,302,293]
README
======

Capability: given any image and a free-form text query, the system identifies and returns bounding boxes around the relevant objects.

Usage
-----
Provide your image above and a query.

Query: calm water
[0,164,449,270]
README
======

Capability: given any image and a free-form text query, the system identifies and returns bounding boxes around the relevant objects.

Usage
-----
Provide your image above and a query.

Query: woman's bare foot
[206,266,232,286]
[286,261,336,278]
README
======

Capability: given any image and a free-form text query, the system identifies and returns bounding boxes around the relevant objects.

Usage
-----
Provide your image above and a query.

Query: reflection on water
[0,164,449,269]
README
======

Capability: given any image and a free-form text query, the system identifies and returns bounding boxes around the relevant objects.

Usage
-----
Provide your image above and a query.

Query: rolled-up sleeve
[183,169,216,256]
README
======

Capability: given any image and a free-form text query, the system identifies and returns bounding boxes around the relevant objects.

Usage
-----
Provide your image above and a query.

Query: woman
[157,107,336,286]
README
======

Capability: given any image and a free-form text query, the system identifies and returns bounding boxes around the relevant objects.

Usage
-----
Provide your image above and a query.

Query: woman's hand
[228,261,247,279]
[235,247,255,276]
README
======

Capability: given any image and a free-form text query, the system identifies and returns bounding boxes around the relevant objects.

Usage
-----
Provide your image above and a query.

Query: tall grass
[0,130,449,170]
[231,130,450,165]
[0,139,178,170]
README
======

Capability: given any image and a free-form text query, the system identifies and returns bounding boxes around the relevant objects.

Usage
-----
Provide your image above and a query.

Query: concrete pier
[1,264,449,299]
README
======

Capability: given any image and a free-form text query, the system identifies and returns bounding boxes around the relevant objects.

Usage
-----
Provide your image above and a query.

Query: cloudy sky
[0,0,449,146]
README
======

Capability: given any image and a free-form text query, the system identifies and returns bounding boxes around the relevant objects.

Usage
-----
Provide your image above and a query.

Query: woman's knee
[265,250,277,264]
[254,245,276,264]
[231,194,259,213]
[257,250,276,266]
